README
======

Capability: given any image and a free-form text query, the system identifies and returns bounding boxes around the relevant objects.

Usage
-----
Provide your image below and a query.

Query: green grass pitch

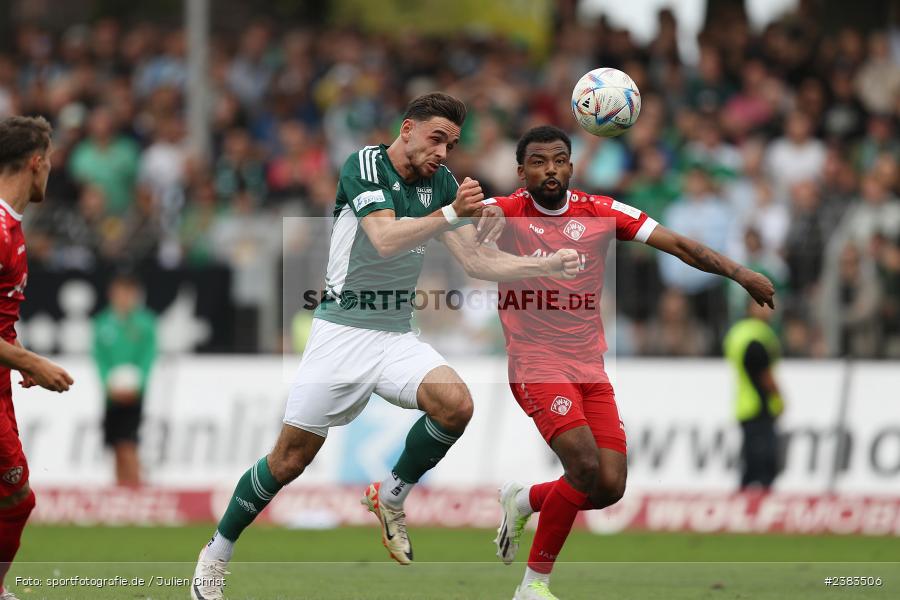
[9,525,899,599]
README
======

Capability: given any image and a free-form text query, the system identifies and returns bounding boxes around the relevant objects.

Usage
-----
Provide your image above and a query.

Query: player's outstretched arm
[361,209,454,258]
[442,224,579,281]
[360,177,486,258]
[645,225,775,308]
[0,338,73,392]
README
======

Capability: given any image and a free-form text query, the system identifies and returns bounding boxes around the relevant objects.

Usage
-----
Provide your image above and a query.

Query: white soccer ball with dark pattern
[571,68,641,137]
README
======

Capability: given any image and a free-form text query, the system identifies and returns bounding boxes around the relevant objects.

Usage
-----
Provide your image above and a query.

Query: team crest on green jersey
[416,186,432,207]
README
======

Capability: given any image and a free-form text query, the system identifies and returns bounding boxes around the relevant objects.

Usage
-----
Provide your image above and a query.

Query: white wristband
[442,204,460,225]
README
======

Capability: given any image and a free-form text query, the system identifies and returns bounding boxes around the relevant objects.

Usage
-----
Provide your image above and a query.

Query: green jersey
[92,307,158,400]
[314,144,459,332]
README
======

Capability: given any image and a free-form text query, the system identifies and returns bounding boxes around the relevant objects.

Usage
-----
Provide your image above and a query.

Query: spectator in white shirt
[764,111,826,193]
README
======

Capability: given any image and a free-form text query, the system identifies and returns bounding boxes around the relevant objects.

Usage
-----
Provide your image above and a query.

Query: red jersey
[487,188,656,361]
[0,199,28,344]
[0,199,29,496]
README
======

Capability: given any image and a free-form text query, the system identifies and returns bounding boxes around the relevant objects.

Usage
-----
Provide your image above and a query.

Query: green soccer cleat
[361,482,413,565]
[513,580,559,600]
[495,481,532,565]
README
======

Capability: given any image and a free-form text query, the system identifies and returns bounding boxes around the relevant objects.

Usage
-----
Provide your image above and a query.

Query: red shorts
[508,358,626,454]
[0,385,29,498]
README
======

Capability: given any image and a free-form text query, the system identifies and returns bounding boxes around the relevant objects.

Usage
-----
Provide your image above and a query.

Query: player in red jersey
[0,116,74,600]
[481,126,774,600]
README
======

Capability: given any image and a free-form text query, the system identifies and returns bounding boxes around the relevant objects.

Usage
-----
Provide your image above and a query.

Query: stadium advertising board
[15,358,900,533]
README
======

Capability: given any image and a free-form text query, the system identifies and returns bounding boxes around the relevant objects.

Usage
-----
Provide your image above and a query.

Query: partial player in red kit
[476,126,775,600]
[0,116,74,600]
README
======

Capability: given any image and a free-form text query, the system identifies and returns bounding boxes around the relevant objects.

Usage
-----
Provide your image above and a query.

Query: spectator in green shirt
[625,145,681,222]
[92,273,158,486]
[70,107,141,216]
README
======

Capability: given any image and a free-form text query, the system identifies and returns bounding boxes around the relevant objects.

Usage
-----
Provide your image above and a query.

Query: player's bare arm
[14,339,36,388]
[0,338,73,392]
[441,224,579,281]
[645,225,775,308]
[360,177,485,258]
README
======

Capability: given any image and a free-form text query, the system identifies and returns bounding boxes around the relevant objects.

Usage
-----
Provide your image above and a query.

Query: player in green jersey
[191,93,579,600]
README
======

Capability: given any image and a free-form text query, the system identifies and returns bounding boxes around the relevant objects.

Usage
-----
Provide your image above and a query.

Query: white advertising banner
[12,357,900,496]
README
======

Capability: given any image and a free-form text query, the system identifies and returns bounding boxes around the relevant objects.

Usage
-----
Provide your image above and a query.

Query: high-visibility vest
[723,318,783,421]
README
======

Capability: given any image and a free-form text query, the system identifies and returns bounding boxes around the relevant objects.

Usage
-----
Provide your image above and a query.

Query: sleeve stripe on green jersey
[359,145,380,184]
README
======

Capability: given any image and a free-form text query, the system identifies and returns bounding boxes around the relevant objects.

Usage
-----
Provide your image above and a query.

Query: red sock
[527,477,587,574]
[0,490,36,593]
[529,481,595,511]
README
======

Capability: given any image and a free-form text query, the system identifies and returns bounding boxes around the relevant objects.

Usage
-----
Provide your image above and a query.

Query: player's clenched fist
[547,248,580,280]
[452,177,485,217]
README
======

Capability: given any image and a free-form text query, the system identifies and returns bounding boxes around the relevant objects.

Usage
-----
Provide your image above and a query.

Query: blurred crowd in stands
[2,3,899,357]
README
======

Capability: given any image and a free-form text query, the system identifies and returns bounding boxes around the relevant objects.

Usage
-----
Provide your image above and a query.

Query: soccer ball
[571,68,641,137]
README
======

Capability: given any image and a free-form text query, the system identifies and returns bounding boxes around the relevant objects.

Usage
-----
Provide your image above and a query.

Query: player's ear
[399,119,415,142]
[517,164,525,181]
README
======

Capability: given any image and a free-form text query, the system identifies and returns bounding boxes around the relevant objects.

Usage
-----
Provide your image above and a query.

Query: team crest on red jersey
[2,466,23,485]
[550,395,572,416]
[563,219,586,241]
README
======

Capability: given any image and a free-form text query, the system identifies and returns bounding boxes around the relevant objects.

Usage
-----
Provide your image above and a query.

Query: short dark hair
[402,92,467,127]
[109,270,142,290]
[516,126,572,165]
[0,116,52,175]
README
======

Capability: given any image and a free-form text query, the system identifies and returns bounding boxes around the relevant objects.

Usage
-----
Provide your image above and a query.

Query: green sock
[392,415,461,484]
[217,456,283,541]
